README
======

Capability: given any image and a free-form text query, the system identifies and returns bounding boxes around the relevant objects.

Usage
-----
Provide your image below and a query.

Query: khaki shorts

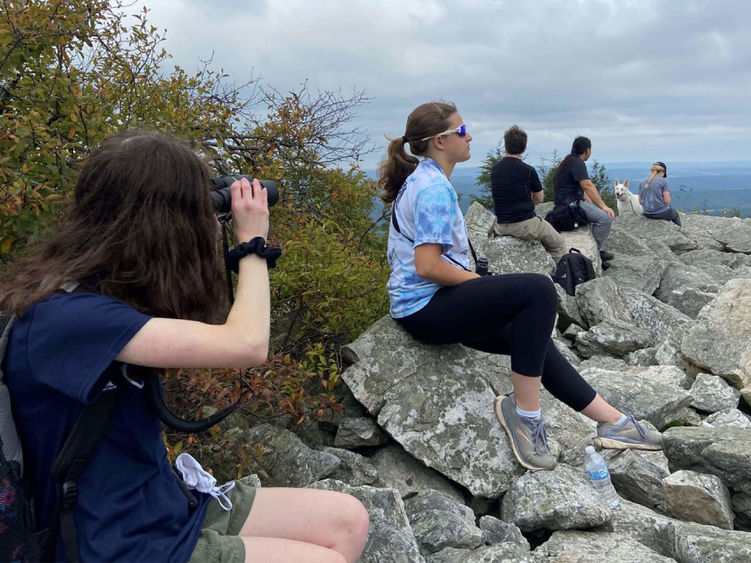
[189,476,257,563]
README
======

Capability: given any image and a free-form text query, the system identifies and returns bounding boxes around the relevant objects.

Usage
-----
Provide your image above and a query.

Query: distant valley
[370,161,751,218]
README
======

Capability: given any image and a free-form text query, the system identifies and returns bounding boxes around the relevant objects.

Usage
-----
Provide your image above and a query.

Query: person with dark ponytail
[553,136,616,263]
[378,103,662,472]
[639,161,681,226]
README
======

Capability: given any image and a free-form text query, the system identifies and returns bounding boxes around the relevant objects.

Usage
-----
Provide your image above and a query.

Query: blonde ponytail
[644,163,665,189]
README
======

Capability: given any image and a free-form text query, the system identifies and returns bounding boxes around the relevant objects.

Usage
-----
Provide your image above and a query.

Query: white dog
[614,179,643,216]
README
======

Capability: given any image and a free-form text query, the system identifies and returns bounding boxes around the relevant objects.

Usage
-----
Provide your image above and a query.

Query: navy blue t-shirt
[553,157,589,205]
[5,292,211,562]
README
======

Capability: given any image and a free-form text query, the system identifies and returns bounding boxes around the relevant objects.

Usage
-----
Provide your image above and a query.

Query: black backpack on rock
[554,248,596,296]
[545,200,589,232]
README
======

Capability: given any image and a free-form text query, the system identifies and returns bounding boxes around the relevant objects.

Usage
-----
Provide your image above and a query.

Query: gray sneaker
[594,414,663,450]
[495,394,557,471]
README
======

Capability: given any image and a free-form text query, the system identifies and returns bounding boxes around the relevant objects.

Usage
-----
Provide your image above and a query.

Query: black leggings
[395,273,597,411]
[644,207,682,226]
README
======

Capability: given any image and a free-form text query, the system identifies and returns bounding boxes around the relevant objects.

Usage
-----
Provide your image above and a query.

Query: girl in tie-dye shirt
[378,102,663,471]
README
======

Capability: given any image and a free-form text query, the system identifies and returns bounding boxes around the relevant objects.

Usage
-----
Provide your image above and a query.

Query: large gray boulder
[404,490,484,555]
[323,447,379,487]
[341,316,521,498]
[689,373,741,412]
[663,425,751,489]
[607,449,670,512]
[701,408,751,430]
[662,469,735,529]
[246,424,341,487]
[620,287,693,346]
[534,530,675,562]
[655,262,728,318]
[680,247,751,269]
[369,444,465,503]
[667,521,751,562]
[574,318,652,358]
[579,367,692,429]
[681,278,751,390]
[704,216,751,253]
[500,464,613,532]
[465,202,554,276]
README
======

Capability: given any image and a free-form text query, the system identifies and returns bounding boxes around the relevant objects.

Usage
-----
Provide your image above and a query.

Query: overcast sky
[140,0,751,171]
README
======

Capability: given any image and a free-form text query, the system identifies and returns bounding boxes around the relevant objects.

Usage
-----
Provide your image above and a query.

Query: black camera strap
[132,365,239,434]
[221,221,236,304]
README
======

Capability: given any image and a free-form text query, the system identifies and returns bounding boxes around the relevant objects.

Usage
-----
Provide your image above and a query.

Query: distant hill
[366,161,751,217]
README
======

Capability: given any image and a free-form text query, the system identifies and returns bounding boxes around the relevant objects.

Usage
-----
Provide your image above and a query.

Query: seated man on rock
[491,125,567,263]
[553,136,615,264]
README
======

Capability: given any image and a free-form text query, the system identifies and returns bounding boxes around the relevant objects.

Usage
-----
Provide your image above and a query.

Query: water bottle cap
[585,445,595,455]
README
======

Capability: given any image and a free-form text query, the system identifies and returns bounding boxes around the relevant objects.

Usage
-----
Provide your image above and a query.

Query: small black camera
[210,175,279,213]
[475,257,489,276]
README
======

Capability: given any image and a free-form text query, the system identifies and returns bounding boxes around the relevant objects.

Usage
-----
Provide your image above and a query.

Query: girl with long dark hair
[1,131,368,562]
[379,103,662,471]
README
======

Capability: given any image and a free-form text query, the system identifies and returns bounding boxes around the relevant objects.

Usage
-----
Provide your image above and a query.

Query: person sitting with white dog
[553,137,616,263]
[614,179,643,216]
[639,161,681,226]
[491,125,568,263]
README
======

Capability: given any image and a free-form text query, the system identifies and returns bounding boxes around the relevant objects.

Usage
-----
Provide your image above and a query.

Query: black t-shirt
[553,157,589,205]
[490,157,542,223]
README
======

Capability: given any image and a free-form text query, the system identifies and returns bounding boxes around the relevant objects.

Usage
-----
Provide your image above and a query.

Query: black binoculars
[210,175,279,213]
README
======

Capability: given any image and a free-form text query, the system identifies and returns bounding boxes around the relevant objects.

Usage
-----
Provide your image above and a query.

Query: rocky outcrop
[241,205,751,560]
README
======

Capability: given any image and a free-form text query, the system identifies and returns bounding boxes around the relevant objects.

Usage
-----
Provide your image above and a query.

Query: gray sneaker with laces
[495,394,557,471]
[594,413,663,450]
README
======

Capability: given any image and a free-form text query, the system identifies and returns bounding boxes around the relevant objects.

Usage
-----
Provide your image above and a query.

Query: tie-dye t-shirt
[387,158,470,318]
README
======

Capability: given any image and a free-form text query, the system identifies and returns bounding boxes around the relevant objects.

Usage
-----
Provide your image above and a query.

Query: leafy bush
[2,1,390,476]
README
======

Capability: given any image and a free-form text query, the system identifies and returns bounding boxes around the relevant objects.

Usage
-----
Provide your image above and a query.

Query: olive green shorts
[189,476,257,563]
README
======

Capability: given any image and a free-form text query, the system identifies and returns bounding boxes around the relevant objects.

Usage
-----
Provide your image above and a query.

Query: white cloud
[138,0,751,168]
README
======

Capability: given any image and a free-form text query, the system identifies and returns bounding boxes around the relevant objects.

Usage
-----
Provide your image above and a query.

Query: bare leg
[239,488,369,563]
[241,537,347,563]
[512,372,542,411]
[579,393,623,424]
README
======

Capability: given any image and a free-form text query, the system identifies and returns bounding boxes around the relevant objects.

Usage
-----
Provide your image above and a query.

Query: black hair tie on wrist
[227,236,282,272]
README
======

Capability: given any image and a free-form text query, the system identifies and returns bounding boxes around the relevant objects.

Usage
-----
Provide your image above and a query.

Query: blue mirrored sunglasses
[420,124,467,142]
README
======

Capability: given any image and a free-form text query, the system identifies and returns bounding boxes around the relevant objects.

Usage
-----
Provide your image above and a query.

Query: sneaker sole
[494,396,551,472]
[593,436,663,451]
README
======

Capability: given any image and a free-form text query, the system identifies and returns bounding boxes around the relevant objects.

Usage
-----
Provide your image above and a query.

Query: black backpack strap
[49,367,122,563]
[467,238,479,265]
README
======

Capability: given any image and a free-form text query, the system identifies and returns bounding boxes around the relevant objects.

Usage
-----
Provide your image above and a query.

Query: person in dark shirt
[553,136,616,262]
[0,131,369,563]
[491,125,567,262]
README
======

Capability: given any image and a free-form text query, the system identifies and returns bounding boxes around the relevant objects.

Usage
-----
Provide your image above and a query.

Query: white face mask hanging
[175,452,235,511]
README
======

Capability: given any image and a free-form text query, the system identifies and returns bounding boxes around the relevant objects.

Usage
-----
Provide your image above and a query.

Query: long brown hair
[378,101,457,203]
[0,131,224,321]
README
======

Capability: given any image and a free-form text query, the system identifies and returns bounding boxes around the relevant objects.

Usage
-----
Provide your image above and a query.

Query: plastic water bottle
[584,445,620,508]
